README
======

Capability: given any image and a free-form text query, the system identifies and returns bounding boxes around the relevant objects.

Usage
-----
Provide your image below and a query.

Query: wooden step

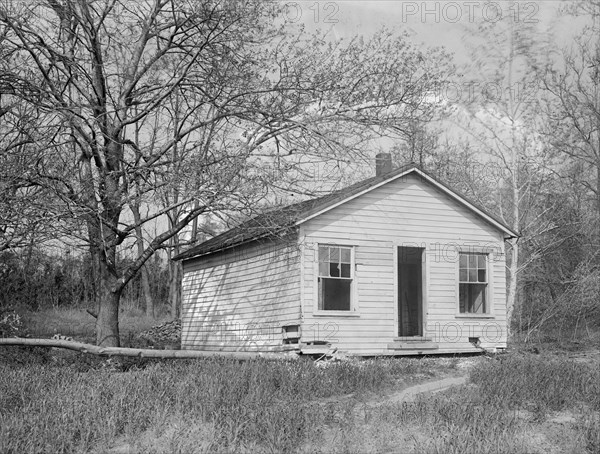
[393,336,433,342]
[300,341,333,355]
[388,341,439,351]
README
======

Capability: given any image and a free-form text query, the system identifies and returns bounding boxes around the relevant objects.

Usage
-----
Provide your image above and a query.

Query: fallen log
[0,338,298,361]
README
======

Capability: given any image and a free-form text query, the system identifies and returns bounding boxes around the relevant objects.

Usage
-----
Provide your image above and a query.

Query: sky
[282,1,589,137]
[268,1,594,190]
[287,0,584,62]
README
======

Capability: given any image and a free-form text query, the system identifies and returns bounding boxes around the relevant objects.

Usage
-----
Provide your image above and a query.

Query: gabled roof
[174,163,519,261]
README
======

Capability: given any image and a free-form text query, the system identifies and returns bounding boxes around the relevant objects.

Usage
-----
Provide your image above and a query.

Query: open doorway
[398,246,424,337]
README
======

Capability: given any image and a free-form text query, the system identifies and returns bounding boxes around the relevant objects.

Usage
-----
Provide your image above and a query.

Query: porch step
[394,337,433,342]
[388,341,439,351]
[300,341,333,355]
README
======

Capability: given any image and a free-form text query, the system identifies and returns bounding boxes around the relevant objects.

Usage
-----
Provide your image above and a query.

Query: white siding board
[181,238,301,352]
[300,174,509,355]
[182,282,300,300]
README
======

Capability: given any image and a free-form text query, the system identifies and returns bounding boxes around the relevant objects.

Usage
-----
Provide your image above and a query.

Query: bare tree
[543,1,600,221]
[0,93,55,252]
[517,1,600,337]
[453,1,551,331]
[0,1,450,346]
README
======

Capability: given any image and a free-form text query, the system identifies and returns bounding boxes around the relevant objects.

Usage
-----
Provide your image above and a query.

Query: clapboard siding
[300,173,508,355]
[181,236,301,351]
[179,170,510,356]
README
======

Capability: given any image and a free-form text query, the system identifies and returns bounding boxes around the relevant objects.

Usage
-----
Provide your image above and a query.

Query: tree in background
[451,1,551,332]
[0,0,451,346]
[543,1,599,237]
[523,0,600,337]
[0,87,56,252]
[443,0,600,338]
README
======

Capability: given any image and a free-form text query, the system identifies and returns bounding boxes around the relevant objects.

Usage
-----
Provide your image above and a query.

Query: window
[318,245,353,311]
[459,253,488,314]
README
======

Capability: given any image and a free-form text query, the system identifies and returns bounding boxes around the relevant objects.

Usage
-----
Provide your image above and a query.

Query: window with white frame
[458,253,488,314]
[318,245,353,311]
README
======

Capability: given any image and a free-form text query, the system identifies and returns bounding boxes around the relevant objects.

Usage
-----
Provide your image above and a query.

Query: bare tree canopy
[543,4,600,216]
[0,0,451,346]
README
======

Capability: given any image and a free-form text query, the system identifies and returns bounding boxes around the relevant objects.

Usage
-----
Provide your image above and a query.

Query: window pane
[469,269,477,281]
[459,269,468,281]
[317,245,354,311]
[329,263,340,277]
[340,263,351,278]
[470,284,486,313]
[459,283,467,313]
[478,255,486,268]
[478,269,486,282]
[320,278,351,310]
[318,278,324,310]
[340,248,351,263]
[468,255,477,267]
[319,262,329,277]
[459,283,487,314]
[459,254,467,268]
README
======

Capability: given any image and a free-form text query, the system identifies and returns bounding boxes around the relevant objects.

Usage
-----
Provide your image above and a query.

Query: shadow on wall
[180,245,300,352]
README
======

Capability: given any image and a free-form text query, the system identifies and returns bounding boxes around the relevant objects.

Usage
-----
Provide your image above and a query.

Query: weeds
[304,353,599,454]
[0,355,450,454]
[470,355,600,413]
[1,325,598,453]
[20,307,170,345]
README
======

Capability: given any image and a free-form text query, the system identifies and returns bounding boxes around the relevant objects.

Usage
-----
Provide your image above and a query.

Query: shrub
[0,310,23,337]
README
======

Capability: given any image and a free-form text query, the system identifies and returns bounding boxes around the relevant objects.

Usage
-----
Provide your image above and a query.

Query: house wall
[180,236,301,352]
[300,173,508,355]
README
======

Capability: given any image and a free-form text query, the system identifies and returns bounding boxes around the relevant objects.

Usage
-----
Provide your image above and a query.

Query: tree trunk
[506,237,519,334]
[504,23,521,339]
[0,338,298,360]
[95,261,122,347]
[141,262,154,318]
[597,160,600,217]
[131,201,154,318]
[505,124,522,336]
[87,246,101,317]
[505,135,521,337]
[169,259,182,319]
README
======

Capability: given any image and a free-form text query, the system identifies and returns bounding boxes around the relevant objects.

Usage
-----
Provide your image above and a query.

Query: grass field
[19,306,172,346]
[1,308,599,454]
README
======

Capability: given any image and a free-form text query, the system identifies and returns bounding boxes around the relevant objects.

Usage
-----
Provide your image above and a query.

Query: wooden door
[398,247,423,337]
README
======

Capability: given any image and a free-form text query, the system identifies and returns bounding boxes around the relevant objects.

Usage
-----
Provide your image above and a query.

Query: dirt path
[370,375,469,406]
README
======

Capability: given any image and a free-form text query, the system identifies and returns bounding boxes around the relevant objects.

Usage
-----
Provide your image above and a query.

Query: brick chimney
[375,153,392,176]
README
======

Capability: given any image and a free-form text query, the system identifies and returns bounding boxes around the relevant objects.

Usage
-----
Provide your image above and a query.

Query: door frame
[394,245,426,337]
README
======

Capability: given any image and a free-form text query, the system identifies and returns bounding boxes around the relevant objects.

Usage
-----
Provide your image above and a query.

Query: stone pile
[138,319,181,346]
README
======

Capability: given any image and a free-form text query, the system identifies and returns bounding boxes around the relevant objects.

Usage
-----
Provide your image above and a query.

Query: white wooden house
[174,160,518,356]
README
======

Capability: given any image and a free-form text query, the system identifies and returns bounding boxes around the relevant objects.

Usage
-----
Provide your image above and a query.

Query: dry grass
[1,351,597,454]
[306,354,599,454]
[2,308,599,453]
[20,306,170,345]
[0,356,458,453]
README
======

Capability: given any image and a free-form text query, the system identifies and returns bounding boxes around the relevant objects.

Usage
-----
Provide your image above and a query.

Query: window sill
[313,310,360,317]
[455,314,495,319]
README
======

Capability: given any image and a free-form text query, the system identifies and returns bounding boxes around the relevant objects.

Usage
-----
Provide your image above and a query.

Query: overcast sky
[270,1,595,187]
[289,0,585,63]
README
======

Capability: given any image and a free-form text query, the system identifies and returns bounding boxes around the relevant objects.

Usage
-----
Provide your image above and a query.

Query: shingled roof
[174,163,518,261]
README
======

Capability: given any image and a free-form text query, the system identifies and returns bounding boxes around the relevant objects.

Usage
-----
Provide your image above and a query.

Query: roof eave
[412,169,520,239]
[174,227,295,262]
